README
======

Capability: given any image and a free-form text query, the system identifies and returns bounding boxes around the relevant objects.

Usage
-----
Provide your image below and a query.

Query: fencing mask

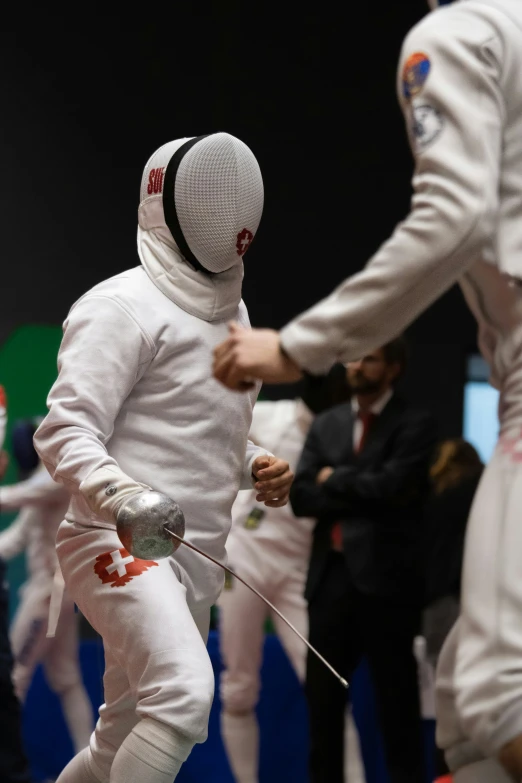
[138,133,263,275]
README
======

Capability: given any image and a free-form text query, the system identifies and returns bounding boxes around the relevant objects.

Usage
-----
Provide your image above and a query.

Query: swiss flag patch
[94,548,158,588]
[236,228,254,256]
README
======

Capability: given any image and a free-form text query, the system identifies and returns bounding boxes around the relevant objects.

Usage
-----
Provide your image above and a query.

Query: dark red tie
[331,411,376,551]
[355,411,376,454]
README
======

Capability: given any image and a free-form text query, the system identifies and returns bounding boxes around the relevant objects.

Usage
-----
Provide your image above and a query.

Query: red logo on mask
[147,167,165,195]
[236,228,254,256]
[94,548,158,587]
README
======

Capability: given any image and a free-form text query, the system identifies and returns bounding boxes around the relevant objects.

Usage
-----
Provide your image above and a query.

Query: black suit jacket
[290,395,437,603]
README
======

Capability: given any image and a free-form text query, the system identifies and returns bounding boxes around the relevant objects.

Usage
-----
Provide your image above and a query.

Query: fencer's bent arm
[34,295,154,493]
[240,404,276,488]
[241,438,273,489]
[279,10,503,374]
[0,509,30,561]
[0,468,66,510]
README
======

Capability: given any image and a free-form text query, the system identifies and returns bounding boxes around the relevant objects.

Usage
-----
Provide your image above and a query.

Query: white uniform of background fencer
[0,464,93,752]
[34,133,267,783]
[219,398,365,783]
[0,390,6,448]
[219,399,315,699]
[276,1,522,779]
[219,399,312,783]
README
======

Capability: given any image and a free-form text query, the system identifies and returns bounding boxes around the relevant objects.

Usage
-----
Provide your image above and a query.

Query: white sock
[60,683,94,753]
[221,711,259,783]
[109,718,188,783]
[344,708,366,783]
[454,757,513,782]
[55,746,108,783]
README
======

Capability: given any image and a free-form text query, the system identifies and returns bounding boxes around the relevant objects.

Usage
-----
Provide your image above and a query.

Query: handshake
[79,455,293,561]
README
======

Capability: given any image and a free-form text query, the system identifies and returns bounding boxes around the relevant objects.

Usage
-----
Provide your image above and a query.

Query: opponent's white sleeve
[280,10,503,373]
[0,468,65,511]
[0,508,30,561]
[34,294,154,495]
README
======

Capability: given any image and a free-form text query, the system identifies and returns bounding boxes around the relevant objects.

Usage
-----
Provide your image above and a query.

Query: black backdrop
[2,2,477,436]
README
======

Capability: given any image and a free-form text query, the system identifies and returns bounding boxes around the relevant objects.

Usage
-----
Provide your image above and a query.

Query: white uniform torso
[34,266,262,610]
[229,399,315,562]
[0,464,70,584]
[280,0,522,432]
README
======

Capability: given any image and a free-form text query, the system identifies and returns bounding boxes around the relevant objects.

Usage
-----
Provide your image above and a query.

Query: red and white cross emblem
[94,548,158,588]
[236,228,254,256]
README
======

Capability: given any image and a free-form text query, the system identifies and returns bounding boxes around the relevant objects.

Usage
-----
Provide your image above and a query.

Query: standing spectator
[290,337,437,783]
[0,387,32,783]
[219,367,366,783]
[422,438,484,781]
[0,418,93,754]
[423,439,484,665]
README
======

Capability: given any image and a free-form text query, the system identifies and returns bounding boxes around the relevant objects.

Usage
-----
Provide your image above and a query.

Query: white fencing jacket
[281,0,522,428]
[35,261,266,610]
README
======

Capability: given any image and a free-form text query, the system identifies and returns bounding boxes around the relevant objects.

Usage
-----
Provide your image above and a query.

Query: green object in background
[0,325,271,622]
[0,324,62,483]
[0,323,62,617]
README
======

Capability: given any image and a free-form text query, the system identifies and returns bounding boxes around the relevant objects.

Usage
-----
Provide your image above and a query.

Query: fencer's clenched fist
[252,455,293,508]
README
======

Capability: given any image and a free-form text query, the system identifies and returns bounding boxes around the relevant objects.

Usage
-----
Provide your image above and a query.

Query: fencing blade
[164,527,348,689]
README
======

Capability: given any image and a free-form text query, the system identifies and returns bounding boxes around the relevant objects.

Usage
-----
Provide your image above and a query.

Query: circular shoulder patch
[412,104,444,151]
[403,52,431,99]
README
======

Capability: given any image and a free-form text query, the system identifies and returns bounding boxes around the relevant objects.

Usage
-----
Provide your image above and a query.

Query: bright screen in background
[463,355,500,464]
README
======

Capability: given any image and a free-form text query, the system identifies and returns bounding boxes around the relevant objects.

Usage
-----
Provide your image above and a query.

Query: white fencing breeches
[55,519,215,780]
[218,534,366,783]
[436,437,522,765]
[219,537,309,712]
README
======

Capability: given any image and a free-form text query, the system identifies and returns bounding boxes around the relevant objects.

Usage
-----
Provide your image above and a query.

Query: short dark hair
[381,335,408,381]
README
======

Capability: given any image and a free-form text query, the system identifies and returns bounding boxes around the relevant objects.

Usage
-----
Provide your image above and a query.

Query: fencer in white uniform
[219,393,365,783]
[34,133,293,783]
[213,2,522,780]
[0,458,93,752]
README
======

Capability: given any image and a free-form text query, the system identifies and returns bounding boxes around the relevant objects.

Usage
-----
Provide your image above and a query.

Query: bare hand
[252,455,294,508]
[213,323,303,391]
[316,466,334,485]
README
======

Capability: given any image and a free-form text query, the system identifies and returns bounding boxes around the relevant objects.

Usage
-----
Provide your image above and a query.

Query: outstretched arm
[0,468,66,511]
[0,509,30,561]
[213,8,503,387]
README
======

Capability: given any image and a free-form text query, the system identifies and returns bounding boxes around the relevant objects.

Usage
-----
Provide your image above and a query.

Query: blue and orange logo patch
[402,52,431,99]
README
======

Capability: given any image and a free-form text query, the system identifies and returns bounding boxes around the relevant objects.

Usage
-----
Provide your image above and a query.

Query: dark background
[2,2,477,436]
